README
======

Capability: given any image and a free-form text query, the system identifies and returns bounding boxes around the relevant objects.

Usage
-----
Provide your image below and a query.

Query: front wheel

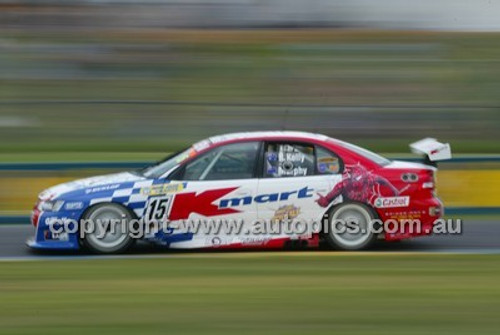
[81,203,136,254]
[324,202,377,251]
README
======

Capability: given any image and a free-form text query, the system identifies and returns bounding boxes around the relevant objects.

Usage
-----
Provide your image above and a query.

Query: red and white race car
[29,131,451,253]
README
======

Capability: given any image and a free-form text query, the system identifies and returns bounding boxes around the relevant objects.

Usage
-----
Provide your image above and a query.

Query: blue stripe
[2,207,500,225]
[112,196,131,203]
[127,202,147,209]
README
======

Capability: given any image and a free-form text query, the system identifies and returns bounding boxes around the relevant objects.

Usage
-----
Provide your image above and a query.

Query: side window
[316,146,341,174]
[182,148,219,181]
[182,142,260,181]
[264,142,315,178]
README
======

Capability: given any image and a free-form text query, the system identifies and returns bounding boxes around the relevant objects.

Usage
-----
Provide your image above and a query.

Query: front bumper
[26,237,80,250]
[27,210,81,250]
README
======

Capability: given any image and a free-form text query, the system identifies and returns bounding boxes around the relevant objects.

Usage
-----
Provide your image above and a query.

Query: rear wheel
[324,202,377,251]
[82,203,135,254]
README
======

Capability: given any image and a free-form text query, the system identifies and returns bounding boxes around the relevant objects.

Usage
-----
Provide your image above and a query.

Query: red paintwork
[169,187,240,220]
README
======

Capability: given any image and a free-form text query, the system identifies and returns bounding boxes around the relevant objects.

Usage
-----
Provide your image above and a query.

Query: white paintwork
[410,138,452,161]
[38,172,144,200]
[385,160,436,171]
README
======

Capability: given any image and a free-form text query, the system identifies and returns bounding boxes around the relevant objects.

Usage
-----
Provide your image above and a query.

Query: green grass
[0,152,165,163]
[1,253,499,334]
[1,30,500,153]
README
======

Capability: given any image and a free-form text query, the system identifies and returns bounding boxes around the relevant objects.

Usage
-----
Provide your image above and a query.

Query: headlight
[39,200,64,212]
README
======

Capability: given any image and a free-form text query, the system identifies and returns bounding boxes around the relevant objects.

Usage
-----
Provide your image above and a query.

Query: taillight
[422,182,434,189]
[421,170,435,189]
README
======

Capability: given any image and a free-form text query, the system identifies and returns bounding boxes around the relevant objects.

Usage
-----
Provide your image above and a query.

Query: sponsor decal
[141,183,186,196]
[318,157,336,163]
[64,202,84,210]
[169,187,240,220]
[169,187,314,220]
[85,184,120,194]
[45,216,74,226]
[240,236,272,246]
[316,164,400,208]
[266,152,278,162]
[386,210,424,220]
[44,230,69,241]
[271,205,300,222]
[203,236,233,248]
[267,167,278,175]
[219,187,314,208]
[430,146,447,155]
[145,195,172,223]
[212,236,222,245]
[374,196,410,208]
[317,157,339,173]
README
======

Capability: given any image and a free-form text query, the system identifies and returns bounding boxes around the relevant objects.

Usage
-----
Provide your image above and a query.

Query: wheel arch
[79,201,140,222]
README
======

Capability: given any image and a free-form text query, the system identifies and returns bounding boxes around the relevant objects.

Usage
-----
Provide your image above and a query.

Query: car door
[256,141,343,236]
[164,141,261,248]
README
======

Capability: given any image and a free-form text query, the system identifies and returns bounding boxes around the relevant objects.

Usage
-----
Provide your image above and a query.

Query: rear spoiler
[410,138,451,166]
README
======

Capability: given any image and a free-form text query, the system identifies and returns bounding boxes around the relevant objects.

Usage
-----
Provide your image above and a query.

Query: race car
[28,131,451,254]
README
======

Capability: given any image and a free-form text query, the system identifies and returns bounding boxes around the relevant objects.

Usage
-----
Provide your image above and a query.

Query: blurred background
[1,2,500,335]
[1,0,499,217]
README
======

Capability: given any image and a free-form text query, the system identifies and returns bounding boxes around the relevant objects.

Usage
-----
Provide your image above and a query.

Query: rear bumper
[379,196,443,241]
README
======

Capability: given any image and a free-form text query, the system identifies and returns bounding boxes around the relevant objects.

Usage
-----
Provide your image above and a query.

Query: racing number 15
[146,196,170,222]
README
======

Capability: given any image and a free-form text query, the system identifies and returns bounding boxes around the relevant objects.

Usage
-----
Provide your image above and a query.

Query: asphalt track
[0,219,499,260]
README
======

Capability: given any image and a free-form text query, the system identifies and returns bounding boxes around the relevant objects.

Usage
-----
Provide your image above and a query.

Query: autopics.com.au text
[46,216,463,239]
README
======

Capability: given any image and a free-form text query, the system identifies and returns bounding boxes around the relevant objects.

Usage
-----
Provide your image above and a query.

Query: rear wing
[410,138,451,166]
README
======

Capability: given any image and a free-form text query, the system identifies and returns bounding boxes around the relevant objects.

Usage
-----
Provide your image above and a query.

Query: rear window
[332,140,391,166]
